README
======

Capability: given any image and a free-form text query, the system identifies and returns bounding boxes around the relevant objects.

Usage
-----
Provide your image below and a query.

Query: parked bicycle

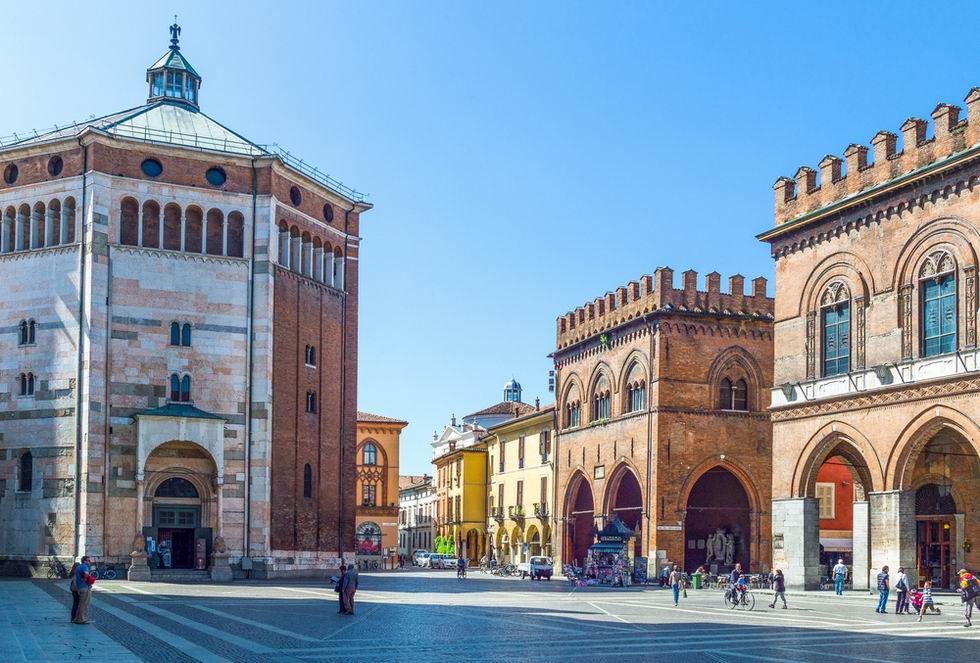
[96,565,118,580]
[46,558,70,580]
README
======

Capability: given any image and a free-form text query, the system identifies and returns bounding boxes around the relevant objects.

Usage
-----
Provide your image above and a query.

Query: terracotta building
[354,412,407,561]
[761,86,980,590]
[0,24,368,578]
[553,268,774,574]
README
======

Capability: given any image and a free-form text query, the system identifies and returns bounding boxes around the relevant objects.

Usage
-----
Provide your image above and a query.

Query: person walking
[340,564,359,615]
[875,565,890,614]
[958,568,980,627]
[894,567,911,614]
[68,561,80,622]
[669,565,683,607]
[335,560,348,614]
[72,556,95,625]
[917,580,941,622]
[660,563,670,588]
[832,559,848,596]
[768,569,788,609]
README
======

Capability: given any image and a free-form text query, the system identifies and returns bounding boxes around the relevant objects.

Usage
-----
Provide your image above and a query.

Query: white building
[398,475,436,557]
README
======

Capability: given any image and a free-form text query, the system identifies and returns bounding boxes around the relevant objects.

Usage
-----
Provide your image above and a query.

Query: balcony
[491,508,504,523]
[771,348,980,409]
[533,503,549,519]
[540,453,549,465]
[508,505,525,522]
[498,462,504,473]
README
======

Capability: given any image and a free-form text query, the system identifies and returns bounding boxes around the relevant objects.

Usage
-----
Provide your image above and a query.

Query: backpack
[963,575,980,600]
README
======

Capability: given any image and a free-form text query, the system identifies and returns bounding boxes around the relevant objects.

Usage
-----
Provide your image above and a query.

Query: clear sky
[6,1,980,474]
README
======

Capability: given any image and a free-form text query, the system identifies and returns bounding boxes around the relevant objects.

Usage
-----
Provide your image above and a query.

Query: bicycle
[46,558,70,580]
[724,586,756,610]
[457,565,467,579]
[96,565,118,580]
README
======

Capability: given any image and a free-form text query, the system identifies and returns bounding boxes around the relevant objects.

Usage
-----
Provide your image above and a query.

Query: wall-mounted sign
[594,465,605,480]
[657,525,682,531]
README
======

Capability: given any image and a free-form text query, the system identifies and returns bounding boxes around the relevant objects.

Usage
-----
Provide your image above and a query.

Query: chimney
[535,397,540,411]
[451,413,457,427]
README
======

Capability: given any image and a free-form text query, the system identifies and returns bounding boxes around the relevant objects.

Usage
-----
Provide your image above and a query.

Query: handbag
[84,573,95,586]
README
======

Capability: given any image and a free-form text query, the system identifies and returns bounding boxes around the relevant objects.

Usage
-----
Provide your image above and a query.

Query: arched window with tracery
[623,362,646,414]
[563,383,581,429]
[170,374,191,402]
[363,443,377,466]
[356,522,381,555]
[821,281,850,376]
[590,375,611,422]
[919,250,957,357]
[718,377,748,411]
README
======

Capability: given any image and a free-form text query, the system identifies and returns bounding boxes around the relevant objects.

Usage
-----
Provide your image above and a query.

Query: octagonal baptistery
[0,23,371,579]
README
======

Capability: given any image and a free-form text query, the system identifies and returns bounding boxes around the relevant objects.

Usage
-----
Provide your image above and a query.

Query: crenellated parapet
[773,87,980,226]
[555,267,773,349]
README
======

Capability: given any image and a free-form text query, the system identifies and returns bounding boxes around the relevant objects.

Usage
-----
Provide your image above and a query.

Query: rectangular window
[499,440,506,473]
[152,72,164,97]
[540,476,547,508]
[922,274,956,357]
[363,483,376,506]
[455,495,461,520]
[539,430,550,458]
[815,482,835,519]
[497,483,504,513]
[518,435,525,469]
[821,303,850,376]
[166,71,183,98]
[516,480,523,508]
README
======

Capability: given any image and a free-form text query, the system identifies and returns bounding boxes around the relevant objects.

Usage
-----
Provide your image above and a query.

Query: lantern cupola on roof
[146,20,201,110]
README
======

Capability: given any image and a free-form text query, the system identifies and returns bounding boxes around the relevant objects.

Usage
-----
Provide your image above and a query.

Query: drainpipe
[338,203,353,558]
[242,160,258,561]
[73,140,89,560]
[102,247,112,560]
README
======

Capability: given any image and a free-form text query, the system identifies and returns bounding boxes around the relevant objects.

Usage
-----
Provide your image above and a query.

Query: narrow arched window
[27,320,35,344]
[27,373,34,396]
[919,250,957,357]
[732,379,748,411]
[821,282,850,376]
[170,374,180,401]
[363,443,377,466]
[170,322,181,346]
[19,451,33,492]
[305,345,316,367]
[181,323,192,347]
[180,375,191,402]
[719,378,732,409]
[18,320,28,345]
[306,391,317,413]
[120,197,139,246]
[303,463,313,499]
[18,373,26,396]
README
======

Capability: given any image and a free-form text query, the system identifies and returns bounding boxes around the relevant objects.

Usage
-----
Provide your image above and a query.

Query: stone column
[15,211,26,251]
[313,247,323,282]
[852,501,870,590]
[179,211,186,252]
[60,207,70,245]
[44,208,56,247]
[335,257,345,290]
[29,209,40,249]
[222,218,228,256]
[290,236,301,272]
[324,252,335,287]
[869,490,917,586]
[771,497,821,590]
[136,207,143,247]
[1,215,9,253]
[955,513,965,576]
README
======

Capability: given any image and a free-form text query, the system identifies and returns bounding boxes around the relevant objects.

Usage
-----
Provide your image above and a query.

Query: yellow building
[355,412,407,561]
[485,405,556,565]
[432,422,489,563]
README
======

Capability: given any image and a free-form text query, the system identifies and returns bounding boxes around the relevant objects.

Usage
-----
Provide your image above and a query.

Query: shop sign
[656,525,682,531]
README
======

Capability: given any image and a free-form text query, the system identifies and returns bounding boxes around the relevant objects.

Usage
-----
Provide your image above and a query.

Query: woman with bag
[895,567,911,614]
[68,561,80,622]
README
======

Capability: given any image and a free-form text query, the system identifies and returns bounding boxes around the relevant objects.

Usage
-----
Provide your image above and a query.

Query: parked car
[412,550,429,566]
[517,556,554,580]
[432,554,454,569]
[417,552,434,568]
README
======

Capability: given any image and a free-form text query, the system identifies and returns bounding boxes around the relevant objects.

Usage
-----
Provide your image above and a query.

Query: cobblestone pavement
[30,570,980,662]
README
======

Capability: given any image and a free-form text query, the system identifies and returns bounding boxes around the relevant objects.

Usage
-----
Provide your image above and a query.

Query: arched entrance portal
[605,466,643,557]
[684,467,750,573]
[153,477,201,569]
[563,473,594,567]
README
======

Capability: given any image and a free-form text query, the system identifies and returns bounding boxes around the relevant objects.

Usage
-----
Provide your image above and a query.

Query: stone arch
[525,524,541,557]
[47,198,61,247]
[560,372,584,428]
[887,404,980,490]
[142,200,161,249]
[563,470,595,567]
[617,350,649,394]
[205,208,224,255]
[792,421,884,498]
[891,217,980,291]
[226,211,244,258]
[799,251,875,317]
[119,197,139,246]
[163,203,182,250]
[184,205,204,253]
[63,197,76,243]
[678,456,763,516]
[602,462,643,555]
[680,462,757,572]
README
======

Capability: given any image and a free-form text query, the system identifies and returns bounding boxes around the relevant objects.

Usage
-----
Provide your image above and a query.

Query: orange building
[354,412,407,562]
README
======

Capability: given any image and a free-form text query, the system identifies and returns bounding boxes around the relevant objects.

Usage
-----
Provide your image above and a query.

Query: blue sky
[6,1,980,474]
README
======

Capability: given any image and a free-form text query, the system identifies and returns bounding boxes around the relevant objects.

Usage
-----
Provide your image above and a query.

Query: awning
[819,537,852,551]
[590,543,627,553]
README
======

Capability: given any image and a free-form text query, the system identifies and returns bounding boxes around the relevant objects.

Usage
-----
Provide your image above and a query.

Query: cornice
[112,243,249,268]
[0,244,79,263]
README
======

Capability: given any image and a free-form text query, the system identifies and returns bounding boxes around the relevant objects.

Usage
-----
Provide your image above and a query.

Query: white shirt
[832,563,848,577]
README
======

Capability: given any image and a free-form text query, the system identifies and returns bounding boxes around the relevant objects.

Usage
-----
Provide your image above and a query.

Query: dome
[503,378,521,391]
[503,378,522,403]
[146,21,202,110]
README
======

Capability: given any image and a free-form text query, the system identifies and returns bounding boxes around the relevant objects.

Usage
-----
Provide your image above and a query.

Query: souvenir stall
[565,517,635,587]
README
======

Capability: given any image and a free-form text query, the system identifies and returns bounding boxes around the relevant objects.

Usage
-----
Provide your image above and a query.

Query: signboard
[657,525,682,531]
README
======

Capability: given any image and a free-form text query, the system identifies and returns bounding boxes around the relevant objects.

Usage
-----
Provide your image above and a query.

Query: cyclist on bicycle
[457,555,467,579]
[730,563,746,605]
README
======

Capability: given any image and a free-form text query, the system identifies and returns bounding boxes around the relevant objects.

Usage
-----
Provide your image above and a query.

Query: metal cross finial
[170,16,181,49]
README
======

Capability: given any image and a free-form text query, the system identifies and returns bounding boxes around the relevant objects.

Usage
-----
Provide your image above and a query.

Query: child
[769,569,788,609]
[918,580,942,622]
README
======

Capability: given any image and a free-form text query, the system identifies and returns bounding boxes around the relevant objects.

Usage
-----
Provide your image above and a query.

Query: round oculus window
[3,164,18,185]
[323,203,334,222]
[141,158,163,177]
[47,156,64,177]
[289,186,302,206]
[205,167,227,186]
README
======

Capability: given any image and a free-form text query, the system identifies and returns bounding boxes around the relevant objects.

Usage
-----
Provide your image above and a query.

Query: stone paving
[22,570,980,662]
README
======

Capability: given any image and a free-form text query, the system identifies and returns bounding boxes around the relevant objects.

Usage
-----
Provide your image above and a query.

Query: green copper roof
[137,403,225,420]
[149,48,200,78]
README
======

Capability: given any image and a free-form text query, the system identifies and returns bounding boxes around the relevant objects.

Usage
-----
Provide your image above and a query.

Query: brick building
[552,268,773,574]
[0,24,368,578]
[761,86,980,590]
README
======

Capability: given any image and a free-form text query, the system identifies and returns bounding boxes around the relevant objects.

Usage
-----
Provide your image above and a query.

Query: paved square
[27,571,980,662]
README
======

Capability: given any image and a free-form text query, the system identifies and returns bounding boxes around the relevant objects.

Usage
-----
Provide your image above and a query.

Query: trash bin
[692,572,703,590]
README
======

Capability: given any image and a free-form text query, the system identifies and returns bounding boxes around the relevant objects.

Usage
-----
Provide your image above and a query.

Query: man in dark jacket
[340,565,359,615]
